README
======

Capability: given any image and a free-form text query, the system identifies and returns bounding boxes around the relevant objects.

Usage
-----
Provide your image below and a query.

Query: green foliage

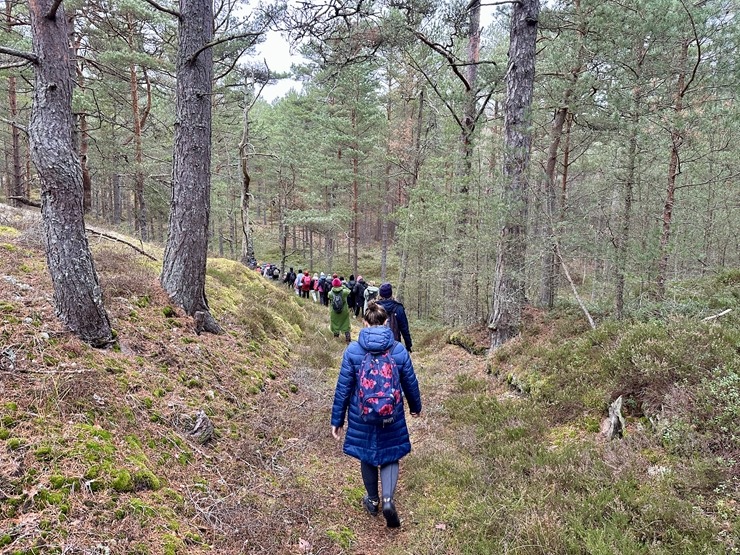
[325,526,355,550]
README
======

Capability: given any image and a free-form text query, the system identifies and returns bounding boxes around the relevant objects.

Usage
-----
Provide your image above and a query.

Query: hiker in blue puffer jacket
[330,301,422,528]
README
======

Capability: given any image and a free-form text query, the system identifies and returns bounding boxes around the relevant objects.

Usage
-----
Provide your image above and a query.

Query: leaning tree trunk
[489,0,539,349]
[160,0,221,334]
[28,0,112,346]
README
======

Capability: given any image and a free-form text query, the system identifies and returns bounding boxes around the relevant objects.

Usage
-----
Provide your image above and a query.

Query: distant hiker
[347,275,357,313]
[377,283,413,353]
[295,269,304,297]
[272,267,280,280]
[284,267,296,290]
[329,278,351,343]
[311,273,320,303]
[352,276,367,318]
[301,271,312,299]
[363,281,379,314]
[330,301,422,528]
[318,272,329,306]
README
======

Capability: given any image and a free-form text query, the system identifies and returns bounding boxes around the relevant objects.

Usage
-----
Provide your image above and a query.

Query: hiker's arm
[330,350,354,428]
[397,348,422,415]
[397,308,413,350]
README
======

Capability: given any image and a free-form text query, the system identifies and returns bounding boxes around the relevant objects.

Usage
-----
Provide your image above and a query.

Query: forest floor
[0,203,738,555]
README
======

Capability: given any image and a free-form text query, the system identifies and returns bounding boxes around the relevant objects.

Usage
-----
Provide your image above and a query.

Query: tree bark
[28,0,113,346]
[490,0,539,349]
[656,39,689,300]
[160,0,221,334]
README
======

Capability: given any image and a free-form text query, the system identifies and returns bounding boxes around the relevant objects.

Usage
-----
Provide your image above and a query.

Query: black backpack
[332,292,344,314]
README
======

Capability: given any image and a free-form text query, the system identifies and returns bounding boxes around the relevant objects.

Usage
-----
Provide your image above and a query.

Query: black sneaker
[362,495,379,516]
[382,497,400,528]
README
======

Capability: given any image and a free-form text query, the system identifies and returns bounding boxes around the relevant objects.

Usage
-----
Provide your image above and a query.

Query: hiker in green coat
[329,278,351,343]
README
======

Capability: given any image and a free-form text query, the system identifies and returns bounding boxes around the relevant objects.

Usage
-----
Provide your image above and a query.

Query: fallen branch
[555,242,596,330]
[7,196,41,208]
[702,308,731,322]
[85,226,158,261]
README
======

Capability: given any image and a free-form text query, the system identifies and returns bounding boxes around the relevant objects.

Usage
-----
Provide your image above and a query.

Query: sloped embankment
[0,214,366,554]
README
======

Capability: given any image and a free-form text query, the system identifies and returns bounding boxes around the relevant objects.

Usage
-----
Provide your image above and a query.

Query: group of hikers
[280,267,413,351]
[261,263,420,529]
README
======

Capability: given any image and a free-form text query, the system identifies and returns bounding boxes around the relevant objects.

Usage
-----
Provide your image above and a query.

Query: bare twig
[85,226,158,261]
[555,242,596,329]
[702,309,731,322]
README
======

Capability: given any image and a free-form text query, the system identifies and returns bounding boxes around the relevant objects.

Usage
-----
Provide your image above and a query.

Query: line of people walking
[269,265,420,528]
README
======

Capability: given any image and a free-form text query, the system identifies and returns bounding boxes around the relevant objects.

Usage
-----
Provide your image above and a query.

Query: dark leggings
[360,461,399,501]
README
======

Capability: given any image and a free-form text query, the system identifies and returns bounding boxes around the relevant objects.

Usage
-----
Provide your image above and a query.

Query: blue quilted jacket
[331,325,422,466]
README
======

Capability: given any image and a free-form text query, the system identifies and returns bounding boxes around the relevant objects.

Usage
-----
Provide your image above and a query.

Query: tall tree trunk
[28,0,112,346]
[239,81,256,267]
[656,39,689,300]
[128,17,148,242]
[448,0,482,326]
[615,38,646,319]
[351,106,359,277]
[397,89,425,299]
[6,2,23,207]
[615,104,639,319]
[7,74,23,206]
[538,104,569,309]
[112,173,122,224]
[160,0,220,334]
[490,0,539,349]
[72,32,92,214]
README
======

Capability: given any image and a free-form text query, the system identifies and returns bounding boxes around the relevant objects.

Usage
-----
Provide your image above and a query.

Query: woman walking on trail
[328,278,351,343]
[330,301,422,528]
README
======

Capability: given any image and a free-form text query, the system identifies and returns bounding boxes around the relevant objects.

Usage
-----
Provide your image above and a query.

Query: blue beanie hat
[379,283,392,298]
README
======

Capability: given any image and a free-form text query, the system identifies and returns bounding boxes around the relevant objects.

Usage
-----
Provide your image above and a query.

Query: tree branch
[0,118,27,134]
[188,31,263,64]
[679,0,701,97]
[0,46,39,65]
[86,226,158,261]
[141,0,181,19]
[7,196,40,208]
[407,57,465,131]
[411,29,471,91]
[45,0,63,20]
[0,60,33,70]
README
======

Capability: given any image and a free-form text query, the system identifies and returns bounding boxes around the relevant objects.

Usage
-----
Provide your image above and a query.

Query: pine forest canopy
[0,0,738,345]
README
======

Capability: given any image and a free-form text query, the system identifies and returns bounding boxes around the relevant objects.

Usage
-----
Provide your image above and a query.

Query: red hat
[332,278,342,287]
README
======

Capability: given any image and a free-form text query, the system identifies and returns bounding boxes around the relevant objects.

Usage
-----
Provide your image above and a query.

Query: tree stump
[601,395,625,440]
[178,410,215,444]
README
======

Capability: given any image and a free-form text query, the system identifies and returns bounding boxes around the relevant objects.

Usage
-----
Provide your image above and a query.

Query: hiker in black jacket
[376,283,412,353]
[352,276,367,318]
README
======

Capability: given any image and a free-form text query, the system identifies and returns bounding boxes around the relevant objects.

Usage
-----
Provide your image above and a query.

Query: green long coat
[328,286,351,334]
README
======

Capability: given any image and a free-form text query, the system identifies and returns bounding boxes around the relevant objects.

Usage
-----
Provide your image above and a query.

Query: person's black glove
[407,348,413,353]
